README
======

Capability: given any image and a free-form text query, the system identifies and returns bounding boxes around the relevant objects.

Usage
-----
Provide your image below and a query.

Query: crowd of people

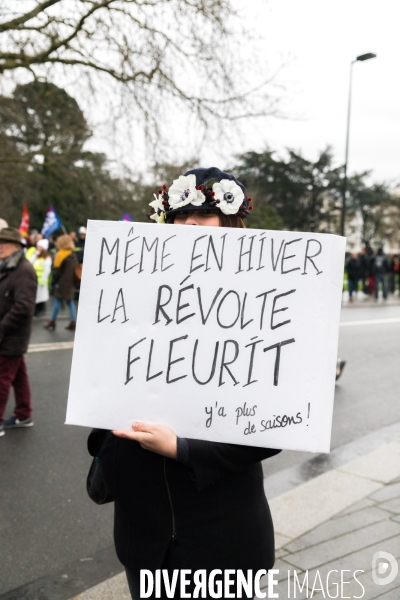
[0,220,87,437]
[0,219,87,327]
[1,172,400,598]
[345,246,400,301]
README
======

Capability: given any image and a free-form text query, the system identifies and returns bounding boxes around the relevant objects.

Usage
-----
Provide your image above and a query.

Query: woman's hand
[112,422,177,459]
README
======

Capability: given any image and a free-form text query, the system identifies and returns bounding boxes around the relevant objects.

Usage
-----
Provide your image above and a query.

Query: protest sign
[66,220,346,452]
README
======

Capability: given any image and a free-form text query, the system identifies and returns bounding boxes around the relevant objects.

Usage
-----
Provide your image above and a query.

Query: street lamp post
[340,52,376,237]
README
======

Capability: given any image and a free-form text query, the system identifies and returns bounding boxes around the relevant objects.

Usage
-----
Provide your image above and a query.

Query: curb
[270,441,400,548]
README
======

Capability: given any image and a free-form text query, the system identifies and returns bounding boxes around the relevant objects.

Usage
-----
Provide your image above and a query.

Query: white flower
[149,193,165,223]
[168,174,205,209]
[213,179,244,215]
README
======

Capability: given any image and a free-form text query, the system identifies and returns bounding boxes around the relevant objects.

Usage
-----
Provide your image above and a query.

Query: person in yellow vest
[29,239,52,316]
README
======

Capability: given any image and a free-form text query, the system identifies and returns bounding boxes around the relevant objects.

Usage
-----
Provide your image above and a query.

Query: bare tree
[0,1,277,145]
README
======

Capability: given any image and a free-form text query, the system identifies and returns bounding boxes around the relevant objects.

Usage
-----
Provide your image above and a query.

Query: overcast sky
[86,0,399,185]
[228,0,400,184]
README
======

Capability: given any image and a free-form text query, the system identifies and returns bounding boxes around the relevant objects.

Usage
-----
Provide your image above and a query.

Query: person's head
[149,167,251,229]
[78,226,86,239]
[172,210,246,228]
[0,227,24,260]
[351,251,358,259]
[28,229,39,246]
[56,234,75,251]
[37,238,50,257]
[377,247,383,256]
[69,231,77,241]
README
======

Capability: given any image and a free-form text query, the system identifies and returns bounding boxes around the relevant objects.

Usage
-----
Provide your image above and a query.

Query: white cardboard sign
[66,220,346,453]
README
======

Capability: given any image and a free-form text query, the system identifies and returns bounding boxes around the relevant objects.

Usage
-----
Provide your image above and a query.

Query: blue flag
[41,206,62,238]
[120,213,134,222]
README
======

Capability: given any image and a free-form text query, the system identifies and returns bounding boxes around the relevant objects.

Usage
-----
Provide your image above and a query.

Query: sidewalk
[68,441,400,600]
[268,441,400,599]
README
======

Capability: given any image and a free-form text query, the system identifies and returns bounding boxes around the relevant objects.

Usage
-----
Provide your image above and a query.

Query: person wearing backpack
[372,248,389,300]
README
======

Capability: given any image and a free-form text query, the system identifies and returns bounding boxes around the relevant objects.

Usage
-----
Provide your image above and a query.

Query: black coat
[53,252,76,301]
[88,430,281,575]
[0,251,37,356]
[75,238,85,264]
[346,257,360,279]
[359,254,370,278]
[372,254,389,276]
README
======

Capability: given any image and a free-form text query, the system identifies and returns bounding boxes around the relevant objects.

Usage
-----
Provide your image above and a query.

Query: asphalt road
[263,302,400,476]
[1,302,400,596]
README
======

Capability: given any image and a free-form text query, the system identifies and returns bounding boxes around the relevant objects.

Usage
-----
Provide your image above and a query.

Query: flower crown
[149,173,253,223]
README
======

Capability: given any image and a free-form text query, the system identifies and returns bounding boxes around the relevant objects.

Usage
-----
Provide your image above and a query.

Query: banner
[41,206,62,238]
[66,220,346,452]
[18,203,29,237]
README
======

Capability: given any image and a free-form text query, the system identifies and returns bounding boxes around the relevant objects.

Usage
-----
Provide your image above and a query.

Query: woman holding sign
[88,168,281,599]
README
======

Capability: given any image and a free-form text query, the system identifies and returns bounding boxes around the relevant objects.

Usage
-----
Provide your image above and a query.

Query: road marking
[340,317,400,327]
[28,341,74,353]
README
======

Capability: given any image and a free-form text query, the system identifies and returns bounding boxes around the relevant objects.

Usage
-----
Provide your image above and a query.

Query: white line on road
[28,341,74,353]
[340,317,400,327]
[27,317,400,353]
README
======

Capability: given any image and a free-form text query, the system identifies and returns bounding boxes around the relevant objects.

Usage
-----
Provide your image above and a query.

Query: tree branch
[0,0,62,33]
[0,0,279,145]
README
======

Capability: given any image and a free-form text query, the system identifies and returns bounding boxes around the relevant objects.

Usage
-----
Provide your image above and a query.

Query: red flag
[19,203,29,237]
